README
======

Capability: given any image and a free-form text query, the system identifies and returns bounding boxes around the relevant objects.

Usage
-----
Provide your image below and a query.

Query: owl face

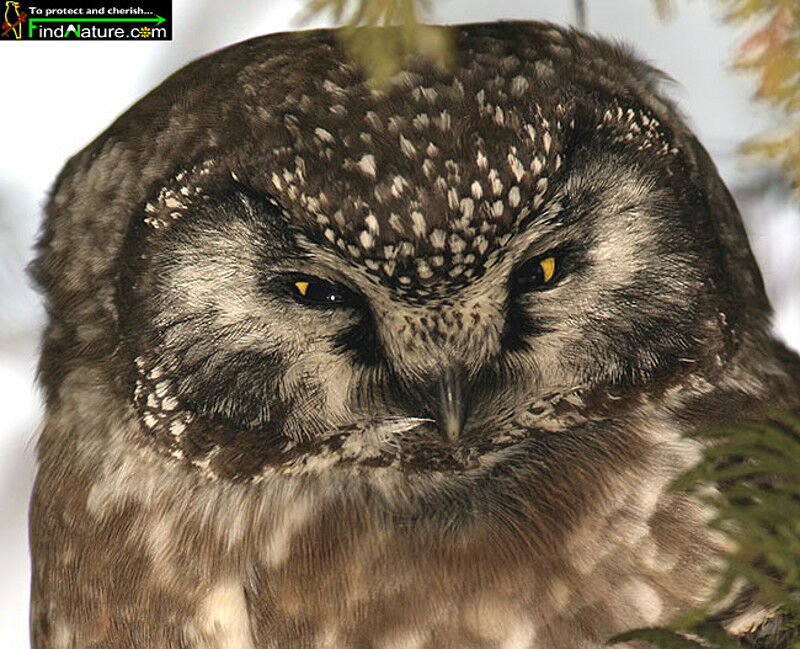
[112,26,744,480]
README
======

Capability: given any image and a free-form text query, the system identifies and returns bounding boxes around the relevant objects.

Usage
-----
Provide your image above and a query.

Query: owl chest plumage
[30,388,719,649]
[239,480,713,649]
[242,442,713,647]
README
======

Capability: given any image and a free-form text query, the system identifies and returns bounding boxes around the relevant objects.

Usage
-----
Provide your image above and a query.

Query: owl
[29,21,800,649]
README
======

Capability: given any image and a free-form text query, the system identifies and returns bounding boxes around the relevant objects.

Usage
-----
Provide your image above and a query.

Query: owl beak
[437,367,466,443]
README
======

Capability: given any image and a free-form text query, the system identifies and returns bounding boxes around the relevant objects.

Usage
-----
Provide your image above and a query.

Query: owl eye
[514,255,558,292]
[290,277,352,307]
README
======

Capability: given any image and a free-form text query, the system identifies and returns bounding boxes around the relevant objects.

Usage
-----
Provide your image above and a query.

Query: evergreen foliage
[300,0,453,87]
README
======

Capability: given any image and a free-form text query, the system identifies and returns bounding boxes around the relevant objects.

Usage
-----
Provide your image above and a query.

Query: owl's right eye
[288,276,354,308]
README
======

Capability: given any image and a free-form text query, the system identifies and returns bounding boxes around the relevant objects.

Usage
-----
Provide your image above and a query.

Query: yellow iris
[540,257,555,283]
[294,281,309,296]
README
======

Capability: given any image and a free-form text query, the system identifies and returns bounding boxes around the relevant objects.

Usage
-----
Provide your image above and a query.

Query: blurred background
[1,1,798,646]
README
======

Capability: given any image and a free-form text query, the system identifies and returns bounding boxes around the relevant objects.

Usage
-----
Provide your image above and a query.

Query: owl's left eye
[513,255,558,292]
[289,277,353,307]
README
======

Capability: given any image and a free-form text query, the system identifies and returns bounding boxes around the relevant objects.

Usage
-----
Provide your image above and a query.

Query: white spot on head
[449,234,467,254]
[430,229,446,249]
[357,154,377,178]
[169,420,186,437]
[397,240,414,258]
[399,135,416,158]
[494,106,505,126]
[447,187,459,210]
[490,172,503,197]
[524,123,536,144]
[389,213,404,233]
[314,127,335,143]
[508,186,521,208]
[422,87,438,102]
[471,181,483,200]
[359,230,375,250]
[448,265,463,278]
[507,154,525,183]
[413,113,430,129]
[543,131,552,154]
[322,79,344,95]
[411,211,427,238]
[459,197,474,221]
[391,176,407,198]
[364,213,380,235]
[365,110,383,131]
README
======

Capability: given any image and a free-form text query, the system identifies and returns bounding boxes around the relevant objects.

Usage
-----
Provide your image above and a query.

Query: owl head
[33,22,772,481]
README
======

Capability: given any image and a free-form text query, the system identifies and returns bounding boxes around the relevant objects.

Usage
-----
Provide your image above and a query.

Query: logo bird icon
[3,1,22,39]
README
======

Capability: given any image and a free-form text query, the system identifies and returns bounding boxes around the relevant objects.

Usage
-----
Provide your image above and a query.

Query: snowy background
[1,1,798,646]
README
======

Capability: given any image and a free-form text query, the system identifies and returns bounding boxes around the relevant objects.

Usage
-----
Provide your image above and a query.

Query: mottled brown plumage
[30,21,800,649]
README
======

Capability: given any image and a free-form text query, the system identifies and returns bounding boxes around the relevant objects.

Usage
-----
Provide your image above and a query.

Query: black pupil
[300,281,344,304]
[515,260,546,290]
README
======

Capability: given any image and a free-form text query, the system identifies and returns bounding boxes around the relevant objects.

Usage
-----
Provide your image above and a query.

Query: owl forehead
[243,60,567,298]
[143,32,679,301]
